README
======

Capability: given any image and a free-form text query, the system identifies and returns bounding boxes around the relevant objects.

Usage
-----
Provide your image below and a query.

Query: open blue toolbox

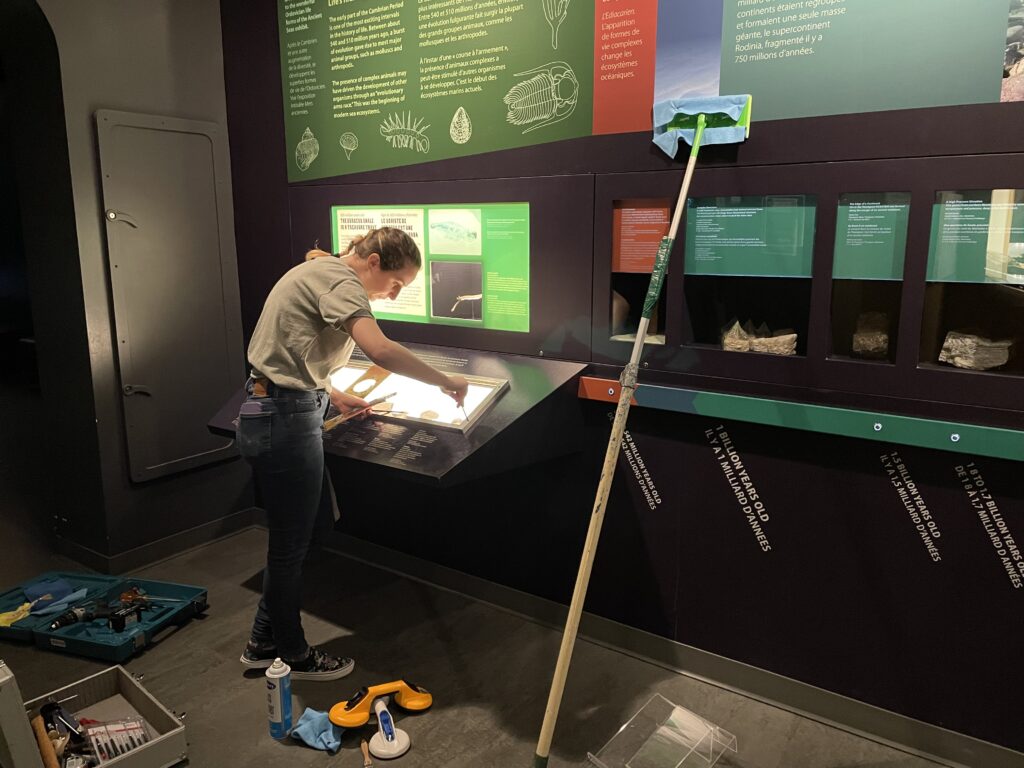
[0,571,207,662]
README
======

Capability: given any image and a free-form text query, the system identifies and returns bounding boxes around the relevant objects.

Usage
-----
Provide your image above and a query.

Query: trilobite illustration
[295,127,319,171]
[503,61,578,134]
[339,132,359,160]
[379,112,431,154]
[449,107,472,144]
[542,0,571,49]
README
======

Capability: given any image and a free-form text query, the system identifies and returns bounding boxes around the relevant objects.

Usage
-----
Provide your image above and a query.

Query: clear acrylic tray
[588,694,737,768]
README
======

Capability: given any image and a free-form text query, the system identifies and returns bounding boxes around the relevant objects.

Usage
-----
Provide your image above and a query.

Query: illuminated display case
[329,361,509,433]
[208,344,586,485]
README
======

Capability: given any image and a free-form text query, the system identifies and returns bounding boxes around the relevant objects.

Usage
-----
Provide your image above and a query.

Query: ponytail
[344,227,421,271]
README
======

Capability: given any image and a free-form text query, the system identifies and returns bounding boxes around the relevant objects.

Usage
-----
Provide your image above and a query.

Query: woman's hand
[441,375,469,406]
[330,390,371,419]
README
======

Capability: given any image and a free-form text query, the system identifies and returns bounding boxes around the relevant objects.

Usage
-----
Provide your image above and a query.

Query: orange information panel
[612,198,671,273]
[592,0,660,135]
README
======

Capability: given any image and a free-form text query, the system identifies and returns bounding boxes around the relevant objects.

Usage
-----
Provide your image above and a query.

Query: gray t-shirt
[247,257,373,391]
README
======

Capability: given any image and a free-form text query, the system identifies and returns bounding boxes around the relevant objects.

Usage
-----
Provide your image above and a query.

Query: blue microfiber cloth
[652,95,750,157]
[290,708,344,753]
[33,588,89,616]
[24,578,74,612]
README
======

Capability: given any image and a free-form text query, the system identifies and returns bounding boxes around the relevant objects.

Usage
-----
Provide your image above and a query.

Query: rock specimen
[721,319,751,352]
[938,331,1013,370]
[721,319,797,355]
[852,311,889,359]
[750,331,797,356]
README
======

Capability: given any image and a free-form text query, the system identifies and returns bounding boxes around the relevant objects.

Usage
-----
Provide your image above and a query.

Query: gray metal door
[96,110,244,482]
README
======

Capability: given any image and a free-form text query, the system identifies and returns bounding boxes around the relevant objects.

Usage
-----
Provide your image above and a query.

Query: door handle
[122,384,153,397]
[105,209,139,228]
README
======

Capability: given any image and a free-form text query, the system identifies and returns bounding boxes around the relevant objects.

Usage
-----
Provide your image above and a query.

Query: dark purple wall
[220,0,293,339]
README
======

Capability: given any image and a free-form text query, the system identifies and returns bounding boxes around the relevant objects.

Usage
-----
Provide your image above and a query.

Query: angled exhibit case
[209,343,585,487]
[329,361,509,433]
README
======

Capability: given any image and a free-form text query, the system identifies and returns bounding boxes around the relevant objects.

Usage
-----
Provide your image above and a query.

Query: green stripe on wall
[633,385,1024,461]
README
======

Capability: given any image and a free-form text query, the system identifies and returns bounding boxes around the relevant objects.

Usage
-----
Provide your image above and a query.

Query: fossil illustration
[339,131,359,160]
[430,220,478,242]
[542,0,570,49]
[379,112,431,153]
[294,127,319,171]
[503,61,578,133]
[449,106,472,144]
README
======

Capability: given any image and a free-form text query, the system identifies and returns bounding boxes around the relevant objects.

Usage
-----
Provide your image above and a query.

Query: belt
[250,377,322,398]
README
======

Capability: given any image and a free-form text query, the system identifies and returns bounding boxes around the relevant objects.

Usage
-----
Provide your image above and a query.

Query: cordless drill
[49,602,143,632]
[48,604,109,631]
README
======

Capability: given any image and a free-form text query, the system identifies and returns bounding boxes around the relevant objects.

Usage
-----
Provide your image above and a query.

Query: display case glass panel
[829,193,910,364]
[609,198,669,345]
[922,190,1024,376]
[332,203,530,332]
[927,189,1024,283]
[684,194,816,277]
[833,192,911,280]
[329,362,509,432]
[682,195,815,356]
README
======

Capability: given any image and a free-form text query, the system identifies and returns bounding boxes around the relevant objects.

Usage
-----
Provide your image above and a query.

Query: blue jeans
[236,380,332,660]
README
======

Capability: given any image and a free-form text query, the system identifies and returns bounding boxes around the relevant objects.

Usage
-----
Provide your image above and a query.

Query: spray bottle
[265,658,292,739]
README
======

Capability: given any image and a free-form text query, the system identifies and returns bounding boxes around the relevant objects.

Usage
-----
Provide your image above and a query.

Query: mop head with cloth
[530,94,752,768]
[652,94,752,158]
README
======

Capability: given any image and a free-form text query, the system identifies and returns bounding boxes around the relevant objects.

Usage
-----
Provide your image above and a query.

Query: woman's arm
[347,316,469,404]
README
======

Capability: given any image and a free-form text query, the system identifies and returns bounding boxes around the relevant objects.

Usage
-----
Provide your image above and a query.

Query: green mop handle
[532,114,707,768]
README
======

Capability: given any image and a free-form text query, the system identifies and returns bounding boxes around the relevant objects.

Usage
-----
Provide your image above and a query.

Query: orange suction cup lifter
[329,680,433,728]
[393,679,432,711]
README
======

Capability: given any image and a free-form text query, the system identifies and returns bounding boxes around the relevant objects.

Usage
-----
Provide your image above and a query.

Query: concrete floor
[0,381,949,767]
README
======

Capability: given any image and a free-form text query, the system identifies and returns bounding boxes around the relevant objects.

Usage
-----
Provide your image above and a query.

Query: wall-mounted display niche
[329,362,509,433]
[609,199,670,345]
[683,194,816,356]
[332,203,530,333]
[922,189,1024,376]
[829,192,911,364]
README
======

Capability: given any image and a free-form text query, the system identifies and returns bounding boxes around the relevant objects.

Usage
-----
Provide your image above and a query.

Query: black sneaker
[286,646,355,681]
[239,641,278,669]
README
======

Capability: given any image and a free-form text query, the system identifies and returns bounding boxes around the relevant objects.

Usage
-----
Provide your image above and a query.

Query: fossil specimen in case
[503,61,578,133]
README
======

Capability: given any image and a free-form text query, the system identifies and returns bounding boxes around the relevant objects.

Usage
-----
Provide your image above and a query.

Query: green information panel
[832,192,910,280]
[332,203,530,331]
[927,190,1024,283]
[280,0,594,180]
[684,195,816,277]
[719,0,1009,121]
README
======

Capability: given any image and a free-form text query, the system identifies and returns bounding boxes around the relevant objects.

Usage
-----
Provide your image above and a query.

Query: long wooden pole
[532,116,707,768]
